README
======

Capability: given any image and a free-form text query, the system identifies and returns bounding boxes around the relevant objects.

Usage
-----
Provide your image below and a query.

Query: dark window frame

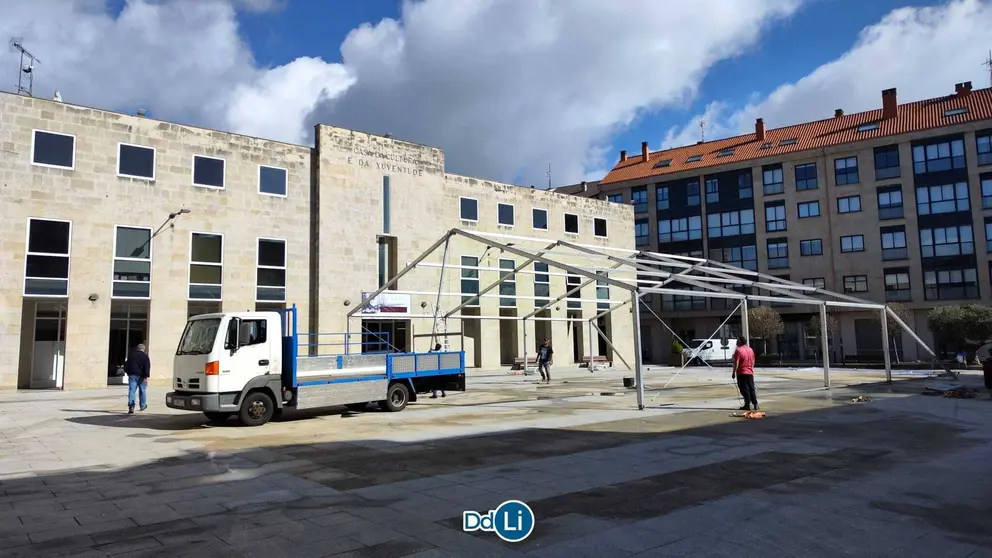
[799,238,823,256]
[840,234,865,253]
[795,163,818,191]
[877,186,904,220]
[873,145,901,180]
[843,275,869,293]
[765,202,786,232]
[631,187,648,213]
[762,165,784,196]
[913,138,966,174]
[834,156,859,186]
[797,201,820,219]
[920,225,974,258]
[837,195,862,214]
[564,213,580,234]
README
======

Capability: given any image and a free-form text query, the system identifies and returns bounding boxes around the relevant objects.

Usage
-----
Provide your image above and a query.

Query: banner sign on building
[360,292,411,314]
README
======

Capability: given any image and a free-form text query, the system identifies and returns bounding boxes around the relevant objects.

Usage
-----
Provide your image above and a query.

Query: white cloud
[663,0,992,150]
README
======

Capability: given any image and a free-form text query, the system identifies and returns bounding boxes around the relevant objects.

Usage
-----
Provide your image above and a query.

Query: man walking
[125,343,151,414]
[731,336,758,411]
[536,339,554,384]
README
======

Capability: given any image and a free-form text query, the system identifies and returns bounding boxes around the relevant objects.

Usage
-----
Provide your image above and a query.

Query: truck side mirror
[224,318,241,352]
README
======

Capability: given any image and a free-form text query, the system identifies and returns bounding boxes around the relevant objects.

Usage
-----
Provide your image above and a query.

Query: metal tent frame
[346,228,943,410]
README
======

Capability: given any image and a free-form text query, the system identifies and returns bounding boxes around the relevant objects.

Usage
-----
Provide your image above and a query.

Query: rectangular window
[916,182,969,215]
[498,259,516,307]
[765,202,786,232]
[564,213,579,234]
[635,219,649,246]
[706,209,755,238]
[762,165,784,195]
[884,269,912,301]
[258,165,288,197]
[795,163,818,190]
[834,156,859,185]
[780,138,797,146]
[687,154,703,163]
[840,234,865,253]
[189,232,223,300]
[925,268,979,300]
[705,179,719,204]
[24,218,71,296]
[594,218,608,238]
[192,155,225,189]
[459,197,479,221]
[606,193,623,203]
[878,187,904,220]
[718,147,735,157]
[803,277,826,289]
[711,245,758,271]
[118,143,156,180]
[532,208,548,230]
[658,216,702,243]
[566,274,582,309]
[460,256,480,306]
[880,227,908,260]
[767,240,789,269]
[497,203,514,227]
[631,188,648,213]
[800,239,822,256]
[656,187,669,211]
[920,225,974,258]
[31,130,75,170]
[837,195,861,214]
[534,262,551,307]
[654,159,672,168]
[913,139,966,174]
[874,145,901,180]
[843,275,868,293]
[381,176,390,234]
[112,226,152,299]
[738,173,753,199]
[686,180,701,206]
[377,236,396,289]
[978,134,992,166]
[798,201,820,218]
[596,271,610,311]
[256,238,287,302]
[982,175,992,210]
[662,287,707,311]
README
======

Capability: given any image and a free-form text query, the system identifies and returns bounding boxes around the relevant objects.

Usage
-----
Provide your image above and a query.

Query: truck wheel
[203,412,232,423]
[239,391,275,426]
[379,383,410,412]
[345,403,368,412]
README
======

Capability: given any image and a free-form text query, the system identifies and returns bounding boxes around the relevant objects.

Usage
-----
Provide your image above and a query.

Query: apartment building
[0,90,633,390]
[561,82,992,363]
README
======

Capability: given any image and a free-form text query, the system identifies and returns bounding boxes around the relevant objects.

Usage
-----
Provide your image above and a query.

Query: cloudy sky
[2,0,990,186]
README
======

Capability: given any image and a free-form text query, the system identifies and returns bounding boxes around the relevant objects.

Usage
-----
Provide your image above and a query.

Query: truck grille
[175,378,201,390]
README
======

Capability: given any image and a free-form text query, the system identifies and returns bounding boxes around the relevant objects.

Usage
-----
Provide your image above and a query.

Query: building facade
[0,91,634,390]
[562,82,992,364]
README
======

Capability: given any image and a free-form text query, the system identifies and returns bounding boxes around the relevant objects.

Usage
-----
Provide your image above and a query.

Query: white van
[682,338,740,365]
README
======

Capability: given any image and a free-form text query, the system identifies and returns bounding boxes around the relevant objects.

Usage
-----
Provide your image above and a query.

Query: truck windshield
[176,318,221,355]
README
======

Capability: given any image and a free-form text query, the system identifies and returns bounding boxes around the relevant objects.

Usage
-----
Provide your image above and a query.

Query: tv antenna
[984,50,992,88]
[546,163,552,189]
[699,118,706,143]
[9,38,40,97]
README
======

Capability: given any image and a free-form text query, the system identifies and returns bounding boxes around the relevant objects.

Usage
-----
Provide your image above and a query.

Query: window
[706,209,755,238]
[798,201,820,219]
[858,122,879,132]
[837,195,861,214]
[459,197,479,221]
[192,155,225,188]
[916,183,969,215]
[31,130,75,169]
[382,176,390,234]
[596,272,610,311]
[925,268,979,300]
[760,142,773,150]
[631,188,648,213]
[795,163,818,191]
[635,219,649,246]
[460,256,479,306]
[534,263,551,307]
[986,219,992,252]
[765,203,786,232]
[594,218,608,238]
[658,216,702,243]
[235,319,268,348]
[687,154,703,163]
[874,145,900,180]
[258,165,288,196]
[377,235,395,288]
[762,165,784,195]
[564,213,579,234]
[566,274,582,309]
[977,134,992,166]
[803,277,826,289]
[884,270,912,301]
[982,175,992,209]
[800,239,822,256]
[705,179,719,204]
[24,218,71,296]
[718,147,735,158]
[684,180,701,206]
[834,156,859,185]
[497,203,514,227]
[779,138,797,146]
[877,187,904,220]
[607,193,623,203]
[944,107,969,117]
[113,226,152,298]
[256,239,287,302]
[731,174,751,200]
[189,232,223,300]
[498,259,516,307]
[662,286,707,311]
[767,240,789,269]
[532,208,548,230]
[913,139,965,174]
[920,225,974,258]
[840,234,865,253]
[711,245,758,271]
[880,227,908,260]
[656,186,669,211]
[118,143,156,180]
[843,275,868,293]
[654,159,672,168]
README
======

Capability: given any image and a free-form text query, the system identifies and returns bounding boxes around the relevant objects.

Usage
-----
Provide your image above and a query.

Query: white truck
[683,338,740,366]
[165,305,466,426]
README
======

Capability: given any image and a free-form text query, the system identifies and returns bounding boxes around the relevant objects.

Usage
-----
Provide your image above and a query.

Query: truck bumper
[165,391,238,413]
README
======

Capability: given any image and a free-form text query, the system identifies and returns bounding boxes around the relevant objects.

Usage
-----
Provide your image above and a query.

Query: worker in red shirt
[731,336,759,411]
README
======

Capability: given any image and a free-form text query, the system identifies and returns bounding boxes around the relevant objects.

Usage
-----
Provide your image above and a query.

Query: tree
[927,305,992,363]
[805,312,838,346]
[747,306,784,355]
[871,303,913,362]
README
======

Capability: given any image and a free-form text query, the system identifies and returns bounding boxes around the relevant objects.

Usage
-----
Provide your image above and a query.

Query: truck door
[221,317,272,391]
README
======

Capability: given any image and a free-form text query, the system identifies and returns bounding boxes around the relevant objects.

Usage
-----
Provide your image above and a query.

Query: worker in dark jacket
[125,344,151,414]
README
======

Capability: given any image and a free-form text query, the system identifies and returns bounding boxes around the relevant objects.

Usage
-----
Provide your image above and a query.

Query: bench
[581,355,611,368]
[511,357,538,370]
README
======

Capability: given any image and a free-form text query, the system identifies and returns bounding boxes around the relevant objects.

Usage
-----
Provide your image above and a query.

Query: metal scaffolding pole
[881,308,892,384]
[741,299,750,342]
[631,291,645,410]
[592,321,631,370]
[430,236,451,347]
[820,304,831,388]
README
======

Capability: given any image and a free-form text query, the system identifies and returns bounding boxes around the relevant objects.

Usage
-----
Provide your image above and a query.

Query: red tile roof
[600,84,992,185]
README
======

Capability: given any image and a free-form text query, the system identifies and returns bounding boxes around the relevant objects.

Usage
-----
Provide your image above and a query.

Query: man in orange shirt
[732,336,759,411]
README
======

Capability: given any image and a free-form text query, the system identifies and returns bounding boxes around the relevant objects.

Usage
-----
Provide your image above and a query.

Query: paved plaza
[1,365,992,557]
